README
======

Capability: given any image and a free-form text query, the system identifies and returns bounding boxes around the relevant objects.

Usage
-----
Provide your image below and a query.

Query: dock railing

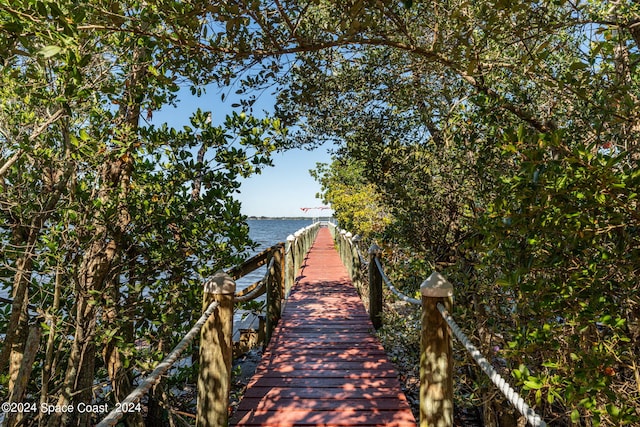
[331,225,547,427]
[97,222,321,427]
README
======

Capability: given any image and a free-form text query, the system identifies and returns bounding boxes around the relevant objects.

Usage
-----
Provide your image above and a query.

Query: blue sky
[237,147,332,217]
[151,86,334,217]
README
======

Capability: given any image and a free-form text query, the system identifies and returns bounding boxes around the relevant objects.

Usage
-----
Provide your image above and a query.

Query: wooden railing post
[294,230,303,273]
[303,228,308,258]
[420,271,454,427]
[327,222,336,239]
[368,244,383,329]
[344,232,353,275]
[344,231,350,265]
[305,225,314,252]
[349,234,364,291]
[265,247,283,345]
[339,230,347,265]
[277,243,286,300]
[285,234,295,296]
[197,271,235,427]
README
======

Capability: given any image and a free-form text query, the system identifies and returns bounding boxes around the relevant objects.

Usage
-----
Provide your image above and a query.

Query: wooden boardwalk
[231,227,417,427]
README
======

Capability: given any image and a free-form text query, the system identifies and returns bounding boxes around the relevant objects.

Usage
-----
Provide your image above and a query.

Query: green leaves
[479,128,640,423]
[3,0,640,423]
[0,0,295,417]
[311,158,392,237]
[38,45,62,58]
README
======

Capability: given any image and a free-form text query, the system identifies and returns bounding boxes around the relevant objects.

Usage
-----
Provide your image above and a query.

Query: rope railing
[233,278,263,298]
[97,300,220,427]
[437,302,546,427]
[95,222,322,427]
[233,257,274,303]
[373,257,421,305]
[356,245,368,267]
[333,227,547,427]
[233,279,266,303]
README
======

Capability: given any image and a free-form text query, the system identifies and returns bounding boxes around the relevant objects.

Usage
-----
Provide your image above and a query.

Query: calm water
[235,219,318,291]
[0,219,317,293]
[246,218,315,252]
[232,219,324,334]
[0,219,324,332]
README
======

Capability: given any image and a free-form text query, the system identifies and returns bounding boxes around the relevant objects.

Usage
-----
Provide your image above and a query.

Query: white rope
[96,300,220,427]
[356,245,369,267]
[374,257,422,305]
[368,249,546,426]
[233,280,266,303]
[436,302,547,427]
[233,258,274,303]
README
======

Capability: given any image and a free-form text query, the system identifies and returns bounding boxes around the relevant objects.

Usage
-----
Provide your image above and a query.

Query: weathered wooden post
[344,232,353,274]
[265,248,283,345]
[197,271,235,427]
[305,225,314,252]
[277,243,286,300]
[368,244,383,329]
[327,222,336,239]
[350,234,364,291]
[420,271,454,427]
[341,230,348,266]
[294,230,303,273]
[285,234,295,296]
[302,227,308,261]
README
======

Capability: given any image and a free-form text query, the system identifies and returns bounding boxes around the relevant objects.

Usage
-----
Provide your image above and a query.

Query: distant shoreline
[246,216,334,221]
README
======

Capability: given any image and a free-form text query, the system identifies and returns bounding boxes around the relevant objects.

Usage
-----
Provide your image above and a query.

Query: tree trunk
[147,303,172,426]
[0,230,37,375]
[5,323,42,427]
[2,229,40,427]
[46,43,145,425]
[4,256,33,390]
[146,385,168,427]
[34,39,148,426]
[102,257,145,427]
[1,130,74,403]
[39,264,62,427]
[48,162,128,426]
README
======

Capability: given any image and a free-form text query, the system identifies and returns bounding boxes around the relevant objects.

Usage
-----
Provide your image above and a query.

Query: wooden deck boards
[230,227,417,427]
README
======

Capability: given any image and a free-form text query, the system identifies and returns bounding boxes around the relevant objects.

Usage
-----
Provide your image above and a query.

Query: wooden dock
[231,227,417,427]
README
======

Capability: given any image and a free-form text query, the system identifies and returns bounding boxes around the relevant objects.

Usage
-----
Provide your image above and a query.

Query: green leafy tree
[311,159,392,236]
[3,0,640,425]
[269,1,640,425]
[1,1,286,426]
[477,129,640,425]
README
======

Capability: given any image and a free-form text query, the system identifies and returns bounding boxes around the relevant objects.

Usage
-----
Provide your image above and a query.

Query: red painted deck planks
[231,227,417,427]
